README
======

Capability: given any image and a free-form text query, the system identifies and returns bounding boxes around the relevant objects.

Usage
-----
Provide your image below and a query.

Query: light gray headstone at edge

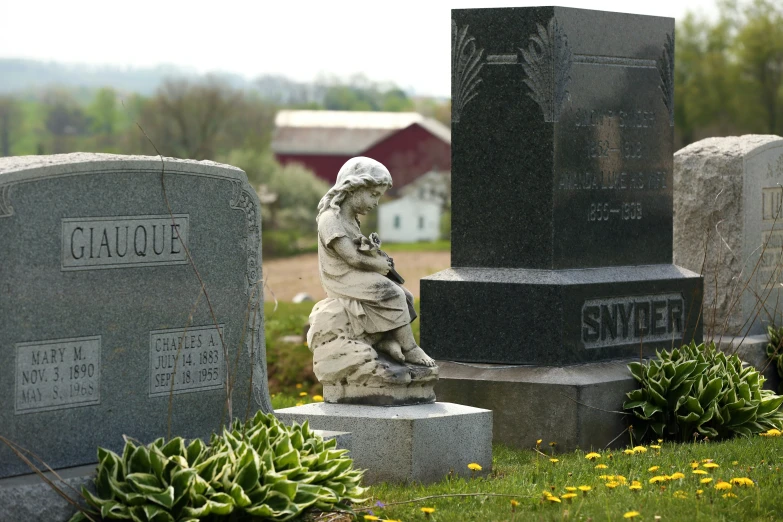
[0,153,272,479]
[673,135,783,337]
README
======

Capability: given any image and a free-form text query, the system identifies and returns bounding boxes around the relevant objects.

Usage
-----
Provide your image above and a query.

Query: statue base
[276,402,492,484]
[322,353,438,406]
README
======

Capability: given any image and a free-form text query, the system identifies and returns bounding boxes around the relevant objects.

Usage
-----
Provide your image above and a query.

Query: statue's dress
[317,209,410,337]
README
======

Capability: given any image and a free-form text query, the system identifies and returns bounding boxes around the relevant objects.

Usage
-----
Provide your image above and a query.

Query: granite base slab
[275,402,492,484]
[433,360,637,452]
[421,265,703,365]
[0,430,350,522]
[716,335,781,392]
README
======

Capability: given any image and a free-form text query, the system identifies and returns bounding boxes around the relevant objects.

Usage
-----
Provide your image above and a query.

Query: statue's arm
[331,236,390,275]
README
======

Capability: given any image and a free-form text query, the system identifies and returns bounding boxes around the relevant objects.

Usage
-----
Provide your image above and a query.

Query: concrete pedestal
[275,402,492,484]
[433,360,637,452]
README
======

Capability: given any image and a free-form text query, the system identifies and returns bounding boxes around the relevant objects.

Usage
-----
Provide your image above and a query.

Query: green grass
[361,437,783,522]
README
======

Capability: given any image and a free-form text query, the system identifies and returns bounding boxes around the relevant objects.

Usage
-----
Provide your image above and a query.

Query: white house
[377,196,441,243]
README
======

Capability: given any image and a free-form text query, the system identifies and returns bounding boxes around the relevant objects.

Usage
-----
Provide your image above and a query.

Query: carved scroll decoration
[657,33,675,127]
[452,19,484,124]
[520,17,572,123]
[0,184,13,217]
[229,179,272,413]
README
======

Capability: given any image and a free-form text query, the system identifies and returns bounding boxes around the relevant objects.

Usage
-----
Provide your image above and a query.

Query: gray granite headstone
[423,7,703,366]
[674,135,783,337]
[0,153,272,479]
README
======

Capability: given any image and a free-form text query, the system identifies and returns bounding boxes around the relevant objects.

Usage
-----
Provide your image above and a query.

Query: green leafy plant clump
[70,412,365,522]
[766,325,783,390]
[624,341,783,441]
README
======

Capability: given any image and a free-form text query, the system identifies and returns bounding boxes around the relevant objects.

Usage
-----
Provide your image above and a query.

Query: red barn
[271,110,451,190]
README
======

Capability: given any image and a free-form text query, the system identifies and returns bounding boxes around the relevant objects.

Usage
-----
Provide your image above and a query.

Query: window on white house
[394,215,401,229]
[418,216,424,229]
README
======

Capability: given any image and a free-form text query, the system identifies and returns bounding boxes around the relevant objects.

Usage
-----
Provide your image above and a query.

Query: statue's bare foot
[376,339,405,363]
[403,346,436,367]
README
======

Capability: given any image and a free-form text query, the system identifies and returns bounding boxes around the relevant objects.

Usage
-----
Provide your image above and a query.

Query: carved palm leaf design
[0,184,13,217]
[520,17,572,123]
[657,33,675,126]
[452,19,484,124]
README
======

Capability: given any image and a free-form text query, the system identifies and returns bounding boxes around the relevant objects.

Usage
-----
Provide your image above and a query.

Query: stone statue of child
[311,156,436,368]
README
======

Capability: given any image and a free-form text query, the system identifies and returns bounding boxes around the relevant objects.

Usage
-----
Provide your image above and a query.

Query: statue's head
[335,157,392,189]
[318,157,393,217]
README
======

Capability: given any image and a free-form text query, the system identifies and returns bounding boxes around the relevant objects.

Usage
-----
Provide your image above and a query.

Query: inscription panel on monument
[15,336,101,414]
[550,11,674,268]
[148,325,226,397]
[581,293,684,349]
[61,215,189,270]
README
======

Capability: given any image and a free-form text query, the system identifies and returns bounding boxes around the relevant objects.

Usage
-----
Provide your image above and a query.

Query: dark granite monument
[422,7,703,449]
[0,154,272,518]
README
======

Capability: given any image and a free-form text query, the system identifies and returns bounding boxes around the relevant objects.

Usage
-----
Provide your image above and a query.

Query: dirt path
[263,251,451,303]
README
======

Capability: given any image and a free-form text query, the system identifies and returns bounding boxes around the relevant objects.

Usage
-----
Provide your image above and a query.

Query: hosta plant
[624,341,783,441]
[69,411,365,522]
[766,325,783,391]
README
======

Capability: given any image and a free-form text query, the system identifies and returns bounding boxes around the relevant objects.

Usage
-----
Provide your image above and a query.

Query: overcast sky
[1,0,719,97]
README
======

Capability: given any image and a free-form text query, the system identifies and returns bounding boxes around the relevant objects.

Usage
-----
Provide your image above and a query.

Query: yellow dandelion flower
[561,493,578,501]
[691,462,700,469]
[536,438,542,445]
[586,452,601,460]
[700,477,713,484]
[722,492,738,498]
[312,394,324,402]
[624,511,641,519]
[616,475,628,484]
[650,444,661,449]
[550,458,559,464]
[674,490,688,499]
[299,391,308,397]
[633,446,647,453]
[510,499,519,508]
[549,441,557,447]
[598,475,614,480]
[670,472,685,480]
[631,480,641,486]
[421,507,435,514]
[364,516,380,521]
[565,486,577,492]
[703,462,719,469]
[714,481,732,490]
[468,462,482,471]
[696,489,704,495]
[693,469,708,475]
[606,481,620,488]
[730,477,754,487]
[295,383,303,389]
[658,438,663,443]
[648,465,660,472]
[623,449,635,455]
[295,401,304,406]
[629,484,642,491]
[649,476,667,484]
[595,464,609,469]
[732,461,739,465]
[761,428,782,437]
[546,495,561,503]
[578,485,592,493]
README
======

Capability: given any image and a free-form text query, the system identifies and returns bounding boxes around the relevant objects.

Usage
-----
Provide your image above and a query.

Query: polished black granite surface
[451,7,674,270]
[422,265,703,365]
[423,7,702,365]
